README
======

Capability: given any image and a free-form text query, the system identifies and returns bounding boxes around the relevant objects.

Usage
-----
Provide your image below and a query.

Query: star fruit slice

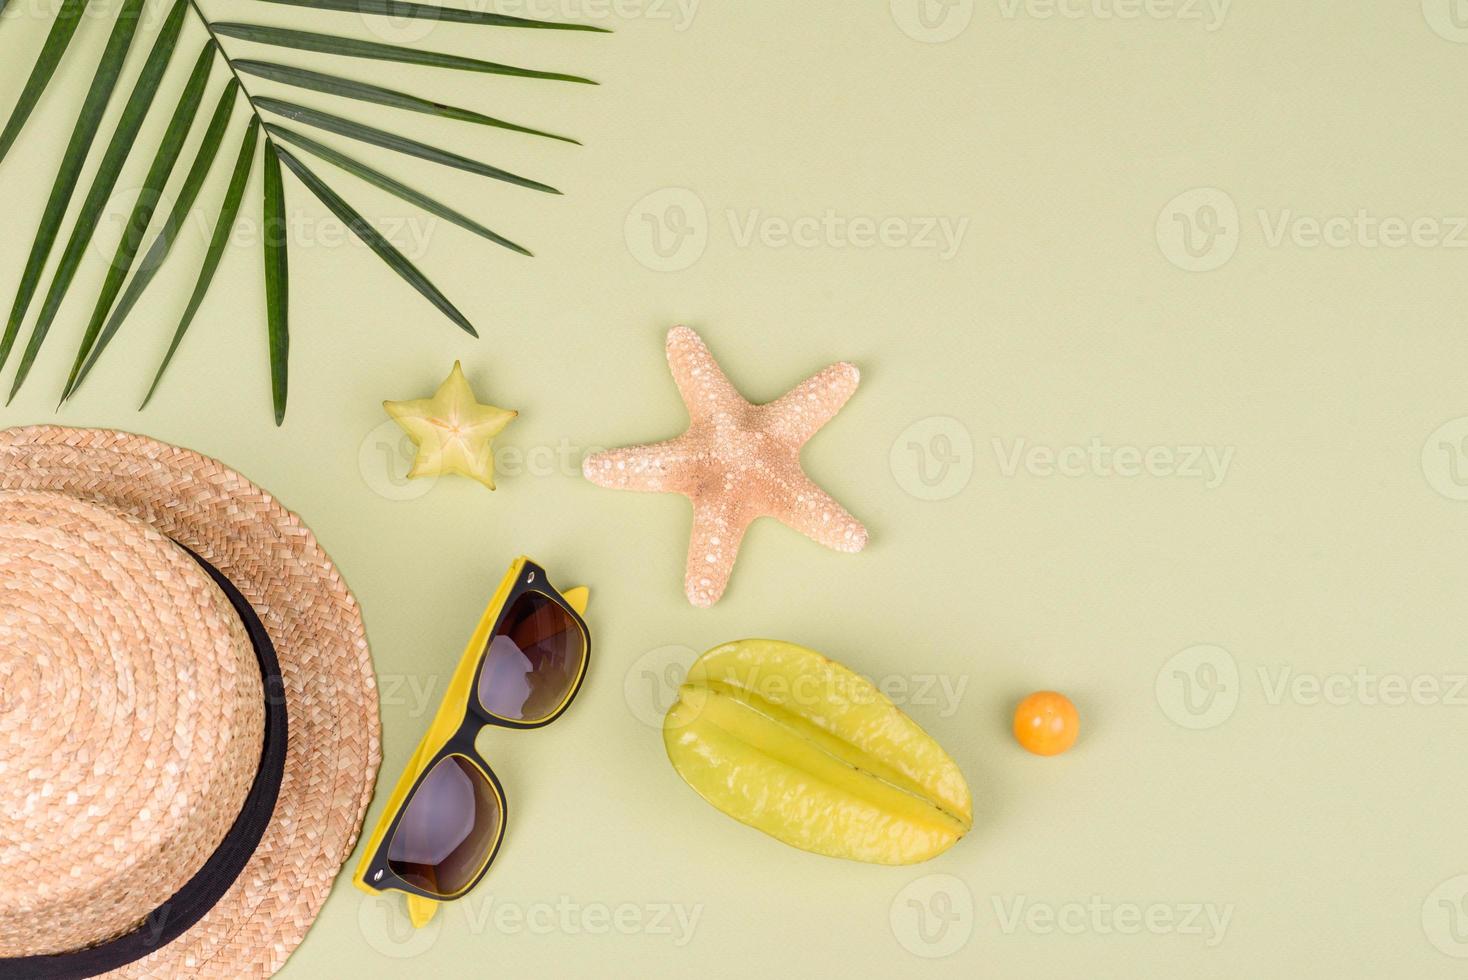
[663,639,972,864]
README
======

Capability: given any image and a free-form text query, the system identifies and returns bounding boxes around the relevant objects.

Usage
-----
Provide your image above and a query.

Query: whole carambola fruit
[663,639,972,864]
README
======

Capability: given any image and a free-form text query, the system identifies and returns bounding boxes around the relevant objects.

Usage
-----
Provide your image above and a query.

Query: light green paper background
[4,2,1468,976]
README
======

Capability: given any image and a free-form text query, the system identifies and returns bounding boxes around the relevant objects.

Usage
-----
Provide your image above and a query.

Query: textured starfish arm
[685,497,754,608]
[666,324,741,423]
[775,473,869,554]
[580,326,867,607]
[583,438,699,493]
[761,361,861,446]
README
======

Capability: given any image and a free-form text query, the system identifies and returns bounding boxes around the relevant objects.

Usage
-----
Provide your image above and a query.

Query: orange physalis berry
[1013,691,1080,756]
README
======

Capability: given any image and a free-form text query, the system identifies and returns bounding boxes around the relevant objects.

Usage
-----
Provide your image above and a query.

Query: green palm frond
[253,0,611,32]
[0,0,89,166]
[266,123,533,255]
[0,0,603,422]
[211,22,600,82]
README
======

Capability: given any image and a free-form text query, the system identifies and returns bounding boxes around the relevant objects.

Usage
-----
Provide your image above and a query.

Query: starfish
[384,361,517,491]
[583,326,868,607]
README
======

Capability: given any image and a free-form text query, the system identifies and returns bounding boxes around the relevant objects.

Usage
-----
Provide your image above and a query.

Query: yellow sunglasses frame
[352,556,589,926]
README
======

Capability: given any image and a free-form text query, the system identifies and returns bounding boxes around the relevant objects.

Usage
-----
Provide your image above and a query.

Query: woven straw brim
[0,427,381,979]
[0,490,265,957]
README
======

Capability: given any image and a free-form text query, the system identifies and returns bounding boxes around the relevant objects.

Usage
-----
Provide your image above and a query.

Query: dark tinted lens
[476,591,586,722]
[387,756,502,897]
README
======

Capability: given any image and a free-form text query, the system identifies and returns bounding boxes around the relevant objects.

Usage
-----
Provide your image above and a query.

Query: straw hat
[0,426,381,978]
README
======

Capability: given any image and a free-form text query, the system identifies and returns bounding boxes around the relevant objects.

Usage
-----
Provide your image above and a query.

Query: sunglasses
[353,557,590,925]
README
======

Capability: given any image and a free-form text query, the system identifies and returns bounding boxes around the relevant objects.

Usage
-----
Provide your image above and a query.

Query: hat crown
[0,426,379,978]
[0,491,264,957]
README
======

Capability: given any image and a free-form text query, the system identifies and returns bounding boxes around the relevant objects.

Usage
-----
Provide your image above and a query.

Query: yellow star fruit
[664,640,972,864]
[383,362,517,491]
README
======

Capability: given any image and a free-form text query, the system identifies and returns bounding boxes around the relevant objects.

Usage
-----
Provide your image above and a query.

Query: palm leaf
[275,145,477,336]
[57,41,216,402]
[235,61,578,143]
[263,140,290,426]
[212,23,597,84]
[6,0,186,400]
[253,0,611,33]
[253,97,560,193]
[0,0,89,166]
[0,0,149,375]
[266,123,530,256]
[68,82,244,403]
[0,0,602,419]
[139,116,260,410]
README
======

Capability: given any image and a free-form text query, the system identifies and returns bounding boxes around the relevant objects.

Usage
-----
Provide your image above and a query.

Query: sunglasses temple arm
[407,893,440,928]
[562,586,589,616]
